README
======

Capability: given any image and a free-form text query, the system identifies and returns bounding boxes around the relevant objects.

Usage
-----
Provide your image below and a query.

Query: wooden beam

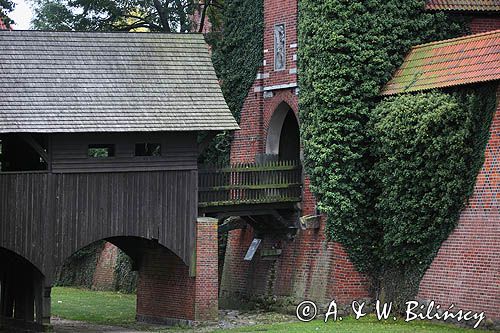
[19,134,49,163]
[219,217,247,233]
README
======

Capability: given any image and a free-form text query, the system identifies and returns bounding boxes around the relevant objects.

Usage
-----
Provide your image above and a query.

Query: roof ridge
[0,29,199,34]
[425,0,500,12]
[412,29,500,49]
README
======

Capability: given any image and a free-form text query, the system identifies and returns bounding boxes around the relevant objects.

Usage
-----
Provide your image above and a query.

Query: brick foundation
[136,217,219,325]
[417,85,500,320]
[220,222,370,308]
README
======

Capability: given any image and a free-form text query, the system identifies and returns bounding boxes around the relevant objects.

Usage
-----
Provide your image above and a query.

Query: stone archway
[266,102,300,161]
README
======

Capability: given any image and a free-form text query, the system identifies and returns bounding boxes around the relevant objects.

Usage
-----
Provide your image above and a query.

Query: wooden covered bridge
[0,31,302,331]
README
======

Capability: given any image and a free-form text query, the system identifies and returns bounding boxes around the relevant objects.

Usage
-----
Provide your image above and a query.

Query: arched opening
[51,237,195,330]
[266,102,300,162]
[0,247,46,330]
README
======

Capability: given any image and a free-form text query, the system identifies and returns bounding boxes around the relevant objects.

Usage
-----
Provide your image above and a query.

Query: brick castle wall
[223,1,500,316]
[417,85,500,319]
[92,242,118,291]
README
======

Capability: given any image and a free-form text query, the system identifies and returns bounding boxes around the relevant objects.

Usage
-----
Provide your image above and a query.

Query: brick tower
[221,0,370,308]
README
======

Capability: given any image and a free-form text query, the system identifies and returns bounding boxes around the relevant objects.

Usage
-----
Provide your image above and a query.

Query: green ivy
[200,0,264,165]
[298,0,470,294]
[371,88,496,306]
[55,241,105,288]
[114,248,138,294]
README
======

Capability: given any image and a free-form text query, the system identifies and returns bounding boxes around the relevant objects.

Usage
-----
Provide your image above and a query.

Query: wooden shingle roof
[0,31,238,133]
[426,0,500,11]
[381,29,500,95]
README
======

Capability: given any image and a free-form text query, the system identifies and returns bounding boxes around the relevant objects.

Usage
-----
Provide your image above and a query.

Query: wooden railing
[198,160,302,208]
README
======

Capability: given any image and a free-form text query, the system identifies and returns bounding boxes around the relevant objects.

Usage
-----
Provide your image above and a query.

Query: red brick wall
[137,218,219,324]
[417,85,500,319]
[221,223,370,307]
[469,15,500,34]
[224,0,370,308]
[92,242,118,291]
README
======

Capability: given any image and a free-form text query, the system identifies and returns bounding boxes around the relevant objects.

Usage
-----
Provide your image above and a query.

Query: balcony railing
[198,160,302,208]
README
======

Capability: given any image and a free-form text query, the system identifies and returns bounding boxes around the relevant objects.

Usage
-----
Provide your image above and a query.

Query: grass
[51,286,137,326]
[51,287,489,332]
[211,316,487,333]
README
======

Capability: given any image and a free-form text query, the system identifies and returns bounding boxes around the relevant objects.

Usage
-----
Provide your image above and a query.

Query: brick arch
[264,90,299,130]
[264,90,300,157]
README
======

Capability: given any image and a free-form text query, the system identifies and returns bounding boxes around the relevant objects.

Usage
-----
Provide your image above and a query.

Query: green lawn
[51,287,488,332]
[51,287,137,326]
[212,317,486,333]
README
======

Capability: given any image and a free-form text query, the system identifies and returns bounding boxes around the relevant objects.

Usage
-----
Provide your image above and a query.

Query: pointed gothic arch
[266,101,300,161]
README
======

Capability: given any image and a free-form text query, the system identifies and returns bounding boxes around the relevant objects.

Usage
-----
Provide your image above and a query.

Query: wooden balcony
[198,160,303,218]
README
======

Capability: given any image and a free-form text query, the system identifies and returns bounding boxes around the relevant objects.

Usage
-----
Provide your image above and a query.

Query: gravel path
[50,311,295,332]
[51,318,143,333]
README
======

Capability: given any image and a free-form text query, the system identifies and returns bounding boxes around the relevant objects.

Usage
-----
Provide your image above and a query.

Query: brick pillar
[195,217,219,321]
[136,217,219,325]
[136,246,196,325]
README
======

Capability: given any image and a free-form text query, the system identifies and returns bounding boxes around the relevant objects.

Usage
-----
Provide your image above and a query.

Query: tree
[31,0,221,32]
[0,0,14,28]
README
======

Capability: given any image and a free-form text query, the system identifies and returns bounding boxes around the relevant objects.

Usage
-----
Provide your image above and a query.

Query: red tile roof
[426,0,500,11]
[381,29,500,95]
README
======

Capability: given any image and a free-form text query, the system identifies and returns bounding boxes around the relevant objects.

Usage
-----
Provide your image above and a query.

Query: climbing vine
[371,88,496,305]
[114,248,138,293]
[200,0,264,165]
[297,0,478,299]
[54,241,105,288]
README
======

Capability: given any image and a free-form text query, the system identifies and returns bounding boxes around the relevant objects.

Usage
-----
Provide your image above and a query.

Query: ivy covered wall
[298,0,496,304]
[371,88,496,305]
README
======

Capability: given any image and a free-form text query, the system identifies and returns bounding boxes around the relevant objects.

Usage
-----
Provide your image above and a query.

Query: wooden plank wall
[0,170,197,281]
[0,172,51,275]
[50,132,198,173]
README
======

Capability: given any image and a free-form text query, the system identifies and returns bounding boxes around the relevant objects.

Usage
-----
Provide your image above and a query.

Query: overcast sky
[11,0,33,30]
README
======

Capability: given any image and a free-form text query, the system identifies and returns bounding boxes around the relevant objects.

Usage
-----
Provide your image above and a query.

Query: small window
[88,144,115,158]
[135,143,161,157]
